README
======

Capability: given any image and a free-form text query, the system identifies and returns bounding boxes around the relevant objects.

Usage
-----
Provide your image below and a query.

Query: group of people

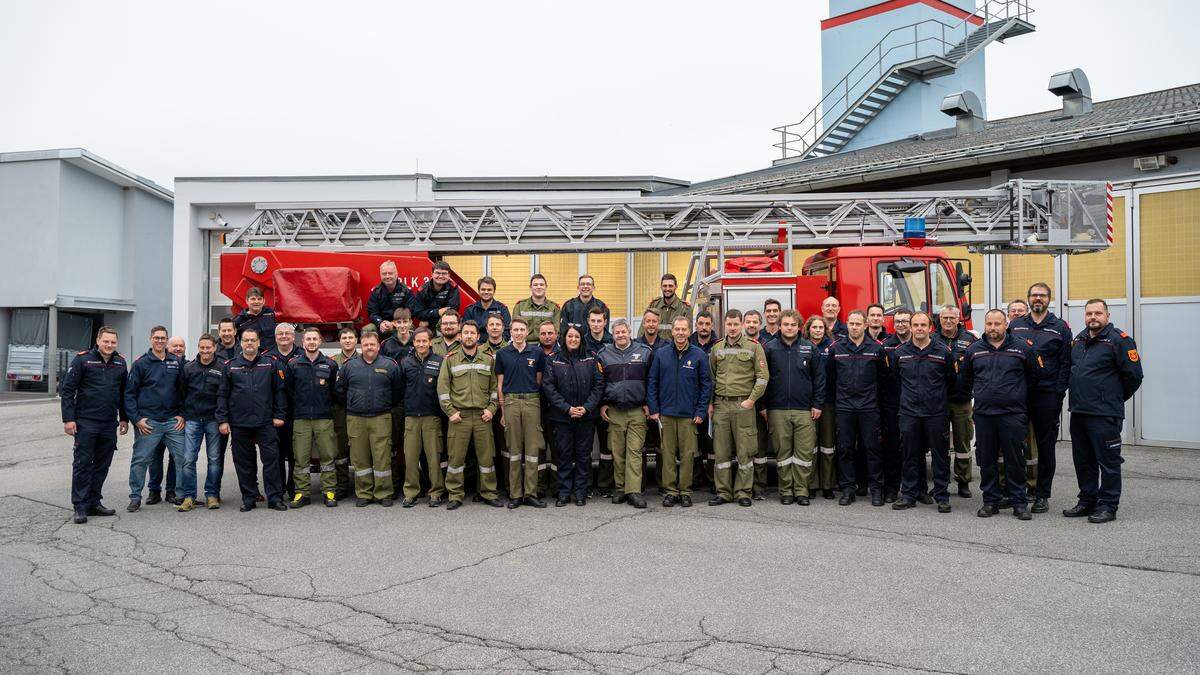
[61,260,1143,527]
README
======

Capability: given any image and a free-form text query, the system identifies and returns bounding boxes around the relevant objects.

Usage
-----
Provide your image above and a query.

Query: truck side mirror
[955,261,971,289]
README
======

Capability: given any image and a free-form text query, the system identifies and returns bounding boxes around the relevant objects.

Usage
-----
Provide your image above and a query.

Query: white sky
[2,1,1196,189]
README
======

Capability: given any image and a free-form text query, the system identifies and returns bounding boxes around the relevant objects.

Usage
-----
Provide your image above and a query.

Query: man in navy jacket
[763,310,824,505]
[648,316,713,508]
[892,312,958,513]
[125,326,185,512]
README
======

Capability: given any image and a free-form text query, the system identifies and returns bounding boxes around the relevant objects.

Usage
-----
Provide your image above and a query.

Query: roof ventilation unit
[1048,68,1093,116]
[940,91,987,136]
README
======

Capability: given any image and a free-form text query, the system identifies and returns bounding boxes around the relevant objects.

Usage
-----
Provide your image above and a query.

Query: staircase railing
[772,0,1032,161]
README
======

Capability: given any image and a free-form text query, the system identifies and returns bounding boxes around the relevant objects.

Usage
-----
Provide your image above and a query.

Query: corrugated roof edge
[0,148,174,202]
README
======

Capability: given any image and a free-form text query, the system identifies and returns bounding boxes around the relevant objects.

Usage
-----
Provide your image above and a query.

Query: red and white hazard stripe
[1105,182,1115,244]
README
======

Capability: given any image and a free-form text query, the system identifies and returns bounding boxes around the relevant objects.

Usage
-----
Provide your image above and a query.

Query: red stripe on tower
[821,0,985,30]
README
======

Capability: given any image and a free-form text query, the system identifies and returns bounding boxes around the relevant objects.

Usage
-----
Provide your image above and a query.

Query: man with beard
[432,311,462,356]
[645,274,690,341]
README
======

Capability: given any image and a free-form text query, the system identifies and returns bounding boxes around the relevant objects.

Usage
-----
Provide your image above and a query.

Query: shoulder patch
[1127,349,1139,362]
[77,350,88,355]
[1119,331,1129,338]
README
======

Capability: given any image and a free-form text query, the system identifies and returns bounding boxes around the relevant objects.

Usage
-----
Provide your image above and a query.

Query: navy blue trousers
[836,410,882,493]
[1029,390,1065,498]
[555,420,594,500]
[900,414,950,502]
[975,413,1028,506]
[1069,413,1124,510]
[71,420,118,510]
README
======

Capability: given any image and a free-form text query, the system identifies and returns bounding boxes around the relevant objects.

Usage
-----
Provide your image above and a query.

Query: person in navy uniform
[462,276,512,341]
[61,326,129,524]
[124,326,186,513]
[366,260,415,337]
[689,310,718,489]
[266,323,300,497]
[825,310,888,506]
[560,274,610,338]
[959,310,1040,520]
[215,317,239,362]
[892,311,958,513]
[542,325,604,507]
[1009,282,1072,514]
[879,307,913,503]
[1063,299,1143,524]
[821,296,849,340]
[233,287,277,353]
[216,327,289,512]
[413,260,462,331]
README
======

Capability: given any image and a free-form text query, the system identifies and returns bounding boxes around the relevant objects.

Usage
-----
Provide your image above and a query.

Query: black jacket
[401,351,445,417]
[180,357,224,421]
[960,335,1038,416]
[1010,312,1072,396]
[216,352,287,427]
[413,279,461,325]
[764,337,826,410]
[335,355,404,416]
[542,347,604,423]
[367,280,415,327]
[879,334,909,409]
[934,326,978,402]
[1068,324,1143,419]
[596,342,653,409]
[381,335,414,362]
[824,337,887,413]
[894,340,957,418]
[233,306,277,353]
[60,347,128,423]
[286,352,338,419]
[560,296,610,337]
[462,299,511,339]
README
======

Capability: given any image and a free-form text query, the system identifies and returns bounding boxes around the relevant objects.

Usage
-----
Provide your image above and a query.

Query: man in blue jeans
[125,325,186,512]
[147,335,186,504]
[180,333,226,511]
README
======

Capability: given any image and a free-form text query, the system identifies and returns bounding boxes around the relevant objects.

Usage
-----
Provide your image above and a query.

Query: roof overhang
[0,148,173,203]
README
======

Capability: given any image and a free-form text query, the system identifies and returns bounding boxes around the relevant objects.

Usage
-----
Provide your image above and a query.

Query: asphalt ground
[1,399,1198,674]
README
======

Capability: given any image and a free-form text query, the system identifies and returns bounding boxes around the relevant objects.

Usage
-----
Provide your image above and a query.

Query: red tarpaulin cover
[272,267,362,323]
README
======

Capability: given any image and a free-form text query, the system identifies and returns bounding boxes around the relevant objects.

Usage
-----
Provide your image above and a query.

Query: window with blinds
[1139,188,1200,298]
[1002,254,1055,306]
[489,255,532,307]
[632,253,662,317]
[444,256,484,292]
[1068,196,1126,300]
[538,254,581,308]
[586,253,628,318]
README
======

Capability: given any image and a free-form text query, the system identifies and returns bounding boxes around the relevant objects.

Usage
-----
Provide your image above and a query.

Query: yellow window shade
[586,253,628,318]
[1068,196,1126,300]
[539,254,580,308]
[1139,188,1200,298]
[488,255,532,307]
[1002,254,1055,306]
[938,246,985,306]
[444,256,484,291]
[632,253,662,316]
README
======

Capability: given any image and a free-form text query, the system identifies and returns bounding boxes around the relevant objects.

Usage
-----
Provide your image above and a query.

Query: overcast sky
[2,1,1197,189]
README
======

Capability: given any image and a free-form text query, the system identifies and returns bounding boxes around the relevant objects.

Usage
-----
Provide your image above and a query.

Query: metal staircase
[773,0,1034,163]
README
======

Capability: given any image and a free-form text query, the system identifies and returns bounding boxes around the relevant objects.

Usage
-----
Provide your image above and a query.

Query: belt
[715,395,745,401]
[505,392,540,400]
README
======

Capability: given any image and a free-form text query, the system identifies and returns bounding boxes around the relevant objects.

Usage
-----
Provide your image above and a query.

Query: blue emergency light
[903,216,927,248]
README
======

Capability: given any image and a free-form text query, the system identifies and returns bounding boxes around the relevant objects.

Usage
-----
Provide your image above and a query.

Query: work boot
[522,495,547,509]
[1031,497,1049,514]
[891,499,915,510]
[165,490,178,505]
[870,492,884,507]
[380,498,394,507]
[598,489,612,498]
[708,496,729,506]
[838,492,855,506]
[145,491,162,505]
[356,498,372,507]
[324,492,337,508]
[883,492,897,504]
[917,494,934,505]
[1014,505,1033,521]
[611,493,627,505]
[428,497,445,508]
[574,497,587,506]
[737,498,752,507]
[1087,508,1117,524]
[176,497,195,512]
[267,502,288,512]
[822,489,835,500]
[483,498,505,508]
[936,501,952,514]
[662,494,677,508]
[956,482,972,499]
[781,495,795,506]
[753,491,765,501]
[239,502,255,512]
[447,500,463,510]
[472,493,484,503]
[403,498,417,508]
[627,493,647,509]
[856,484,868,497]
[126,499,141,513]
[1063,502,1095,518]
[679,495,693,508]
[796,496,810,506]
[507,497,521,509]
[86,504,116,517]
[206,497,221,510]
[977,503,999,518]
[73,510,88,524]
[554,497,569,507]
[290,493,309,509]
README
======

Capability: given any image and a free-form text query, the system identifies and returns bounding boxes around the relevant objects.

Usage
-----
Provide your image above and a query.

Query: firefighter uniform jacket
[286,352,338,420]
[959,334,1039,416]
[61,347,128,423]
[216,352,287,427]
[1010,312,1072,396]
[180,357,224,422]
[1068,324,1143,419]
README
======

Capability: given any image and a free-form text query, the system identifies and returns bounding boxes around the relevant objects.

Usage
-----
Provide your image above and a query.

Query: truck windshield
[930,263,956,314]
[878,262,928,314]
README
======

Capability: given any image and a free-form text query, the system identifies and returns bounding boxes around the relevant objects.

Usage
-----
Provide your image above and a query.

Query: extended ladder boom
[224,179,1113,257]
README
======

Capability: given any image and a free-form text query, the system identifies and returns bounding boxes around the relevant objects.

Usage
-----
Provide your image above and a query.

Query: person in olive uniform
[935,304,978,498]
[437,321,504,510]
[331,328,358,499]
[495,318,547,508]
[645,274,691,341]
[708,309,769,507]
[513,274,561,335]
[597,319,653,509]
[1063,299,1143,524]
[61,326,129,524]
[763,310,824,505]
[648,316,713,507]
[400,328,447,507]
[334,331,404,507]
[805,316,837,499]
